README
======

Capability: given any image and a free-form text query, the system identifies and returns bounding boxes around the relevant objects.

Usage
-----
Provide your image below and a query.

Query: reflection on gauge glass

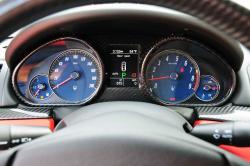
[29,75,53,100]
[49,49,103,103]
[195,75,220,102]
[144,49,200,104]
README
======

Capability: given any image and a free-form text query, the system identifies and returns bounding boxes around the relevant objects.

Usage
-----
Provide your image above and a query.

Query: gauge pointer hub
[203,85,211,91]
[37,83,46,90]
[70,71,80,80]
[170,72,179,80]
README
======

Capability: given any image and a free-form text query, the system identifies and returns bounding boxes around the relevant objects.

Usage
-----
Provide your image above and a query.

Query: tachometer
[49,49,103,104]
[142,49,200,104]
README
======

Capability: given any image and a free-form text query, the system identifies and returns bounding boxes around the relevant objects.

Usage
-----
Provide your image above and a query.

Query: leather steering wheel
[0,0,250,48]
[1,102,249,166]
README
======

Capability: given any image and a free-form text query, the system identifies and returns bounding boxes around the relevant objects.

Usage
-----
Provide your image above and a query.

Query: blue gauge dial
[29,75,53,100]
[144,50,200,104]
[49,49,103,103]
[196,75,220,102]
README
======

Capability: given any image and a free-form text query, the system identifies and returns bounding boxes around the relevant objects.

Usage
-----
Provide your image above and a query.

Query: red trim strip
[0,118,54,131]
[193,120,220,126]
[220,145,250,162]
[50,40,66,46]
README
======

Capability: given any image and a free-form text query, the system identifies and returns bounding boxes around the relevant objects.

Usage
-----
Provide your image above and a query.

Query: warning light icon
[121,61,127,72]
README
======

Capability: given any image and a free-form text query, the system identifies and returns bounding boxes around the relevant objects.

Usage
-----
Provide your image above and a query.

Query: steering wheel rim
[0,0,250,48]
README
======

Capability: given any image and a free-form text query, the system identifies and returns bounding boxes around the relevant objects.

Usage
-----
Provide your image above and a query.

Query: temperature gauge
[29,75,53,100]
[196,75,220,102]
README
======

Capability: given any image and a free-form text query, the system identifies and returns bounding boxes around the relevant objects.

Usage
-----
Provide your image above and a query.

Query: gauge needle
[53,76,73,90]
[34,89,40,96]
[203,84,219,91]
[148,72,179,81]
[148,76,170,81]
[52,72,80,90]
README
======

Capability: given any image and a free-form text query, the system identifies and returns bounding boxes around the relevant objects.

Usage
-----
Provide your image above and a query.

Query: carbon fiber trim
[2,103,250,121]
[0,106,52,120]
[142,0,250,48]
[97,87,152,102]
[196,104,250,121]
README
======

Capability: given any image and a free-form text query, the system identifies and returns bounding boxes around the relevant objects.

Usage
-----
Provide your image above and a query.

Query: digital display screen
[107,44,139,87]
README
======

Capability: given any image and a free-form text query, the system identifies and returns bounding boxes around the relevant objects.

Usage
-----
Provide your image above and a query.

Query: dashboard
[12,36,235,106]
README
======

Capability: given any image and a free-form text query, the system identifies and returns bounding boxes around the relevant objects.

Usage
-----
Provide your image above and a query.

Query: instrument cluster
[12,37,235,106]
[141,38,235,106]
[13,38,103,105]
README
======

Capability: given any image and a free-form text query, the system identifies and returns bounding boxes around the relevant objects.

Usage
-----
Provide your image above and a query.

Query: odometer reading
[49,49,103,103]
[144,49,200,104]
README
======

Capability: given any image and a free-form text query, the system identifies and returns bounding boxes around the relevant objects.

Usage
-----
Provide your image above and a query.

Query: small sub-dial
[195,75,220,102]
[29,75,53,100]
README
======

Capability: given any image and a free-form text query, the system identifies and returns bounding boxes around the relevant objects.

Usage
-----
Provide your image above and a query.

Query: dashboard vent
[0,36,13,50]
[0,64,2,72]
[0,30,20,59]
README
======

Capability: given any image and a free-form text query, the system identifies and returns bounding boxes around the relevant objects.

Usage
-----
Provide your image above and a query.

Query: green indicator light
[121,72,127,78]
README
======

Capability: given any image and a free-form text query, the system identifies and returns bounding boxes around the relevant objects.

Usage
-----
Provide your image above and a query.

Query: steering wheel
[0,1,249,166]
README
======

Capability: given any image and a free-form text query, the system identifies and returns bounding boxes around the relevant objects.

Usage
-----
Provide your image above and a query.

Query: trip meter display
[107,44,139,87]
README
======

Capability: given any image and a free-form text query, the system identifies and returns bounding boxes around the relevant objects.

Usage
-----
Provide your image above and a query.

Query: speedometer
[142,49,200,104]
[49,49,103,104]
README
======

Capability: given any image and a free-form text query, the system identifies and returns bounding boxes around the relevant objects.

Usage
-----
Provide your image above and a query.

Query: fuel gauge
[29,75,53,100]
[195,75,220,102]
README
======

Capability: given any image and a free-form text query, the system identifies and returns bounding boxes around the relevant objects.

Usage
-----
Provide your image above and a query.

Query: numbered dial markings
[196,75,220,102]
[144,49,200,104]
[49,49,102,103]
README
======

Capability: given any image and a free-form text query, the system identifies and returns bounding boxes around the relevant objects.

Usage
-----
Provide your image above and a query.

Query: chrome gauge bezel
[195,75,220,102]
[12,37,104,106]
[141,48,200,105]
[140,38,236,106]
[28,74,54,101]
[48,48,104,104]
